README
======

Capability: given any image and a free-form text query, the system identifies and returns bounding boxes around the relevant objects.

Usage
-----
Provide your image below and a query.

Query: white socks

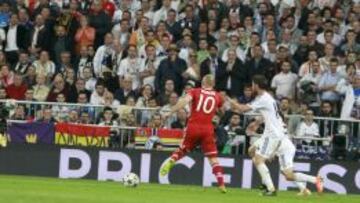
[256,163,275,191]
[294,173,317,184]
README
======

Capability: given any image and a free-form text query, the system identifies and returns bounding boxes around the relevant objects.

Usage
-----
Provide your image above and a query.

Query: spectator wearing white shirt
[296,109,320,145]
[32,51,56,80]
[90,80,106,105]
[83,67,97,92]
[263,39,277,62]
[271,61,298,99]
[222,35,246,63]
[139,44,161,88]
[298,50,321,77]
[153,0,173,27]
[319,43,335,72]
[93,33,115,77]
[112,19,131,48]
[117,44,142,90]
[317,24,342,46]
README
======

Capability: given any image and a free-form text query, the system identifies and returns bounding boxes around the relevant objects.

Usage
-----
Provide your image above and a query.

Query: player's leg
[160,130,197,176]
[252,137,276,195]
[201,133,226,193]
[248,144,268,191]
[278,139,323,194]
[207,156,226,193]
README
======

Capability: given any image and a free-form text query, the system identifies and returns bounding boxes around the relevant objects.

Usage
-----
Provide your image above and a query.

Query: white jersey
[249,92,287,139]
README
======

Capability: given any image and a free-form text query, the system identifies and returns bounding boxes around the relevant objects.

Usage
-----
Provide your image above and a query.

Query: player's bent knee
[253,154,265,166]
[248,146,255,157]
[282,169,295,181]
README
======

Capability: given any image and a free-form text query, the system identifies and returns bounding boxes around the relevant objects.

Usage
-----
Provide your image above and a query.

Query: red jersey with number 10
[187,88,223,126]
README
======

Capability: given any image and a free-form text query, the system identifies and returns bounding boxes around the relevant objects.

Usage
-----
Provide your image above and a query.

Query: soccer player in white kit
[228,75,324,196]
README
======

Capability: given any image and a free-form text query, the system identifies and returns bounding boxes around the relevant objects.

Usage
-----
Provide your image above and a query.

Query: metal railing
[1,100,360,158]
[0,99,159,127]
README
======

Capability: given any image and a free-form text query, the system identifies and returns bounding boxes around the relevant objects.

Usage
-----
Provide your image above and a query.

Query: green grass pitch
[0,175,358,203]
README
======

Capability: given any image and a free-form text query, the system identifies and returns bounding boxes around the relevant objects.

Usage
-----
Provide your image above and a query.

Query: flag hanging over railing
[7,122,55,144]
[55,123,110,147]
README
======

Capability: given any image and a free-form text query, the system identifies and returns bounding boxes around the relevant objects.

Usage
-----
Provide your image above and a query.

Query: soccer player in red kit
[160,74,226,193]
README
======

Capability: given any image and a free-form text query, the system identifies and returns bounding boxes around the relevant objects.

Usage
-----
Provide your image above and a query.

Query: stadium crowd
[0,0,359,159]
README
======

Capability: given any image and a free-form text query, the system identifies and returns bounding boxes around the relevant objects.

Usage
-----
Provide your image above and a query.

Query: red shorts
[181,123,218,157]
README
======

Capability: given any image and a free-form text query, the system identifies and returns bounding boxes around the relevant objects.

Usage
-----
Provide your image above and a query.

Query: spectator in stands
[23,65,36,87]
[222,35,246,63]
[104,91,120,106]
[10,105,26,120]
[318,58,341,103]
[183,50,200,84]
[74,15,95,55]
[79,111,92,124]
[271,60,298,100]
[339,74,360,120]
[298,61,322,109]
[53,25,72,66]
[155,44,187,95]
[114,75,137,104]
[222,113,245,154]
[341,29,360,54]
[90,80,106,105]
[225,48,246,97]
[37,108,57,123]
[160,92,178,128]
[112,18,131,48]
[171,108,187,129]
[138,29,160,59]
[93,33,115,77]
[52,93,69,122]
[32,51,56,80]
[68,78,91,103]
[129,16,150,49]
[296,109,320,145]
[238,84,253,104]
[32,74,49,101]
[245,44,274,84]
[117,44,142,90]
[4,13,29,66]
[136,84,153,108]
[318,101,337,137]
[139,44,161,88]
[156,79,175,106]
[0,64,14,87]
[14,52,32,75]
[153,0,172,27]
[47,74,69,102]
[82,67,96,92]
[200,44,227,91]
[298,50,321,77]
[307,30,324,57]
[148,113,163,129]
[66,110,78,123]
[88,1,111,49]
[97,106,116,125]
[63,67,76,86]
[279,97,293,117]
[319,43,335,71]
[28,14,51,56]
[5,73,27,100]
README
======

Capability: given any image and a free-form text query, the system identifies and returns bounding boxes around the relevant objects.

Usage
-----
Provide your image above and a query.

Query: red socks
[212,164,225,187]
[171,147,187,161]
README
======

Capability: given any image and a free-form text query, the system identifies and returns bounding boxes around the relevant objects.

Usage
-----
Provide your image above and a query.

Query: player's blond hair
[202,74,215,88]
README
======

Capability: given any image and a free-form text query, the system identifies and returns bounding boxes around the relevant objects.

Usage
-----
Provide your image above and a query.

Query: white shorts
[276,137,296,171]
[253,136,282,159]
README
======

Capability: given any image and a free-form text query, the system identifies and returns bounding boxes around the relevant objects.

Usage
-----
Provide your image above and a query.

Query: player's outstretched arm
[226,97,252,113]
